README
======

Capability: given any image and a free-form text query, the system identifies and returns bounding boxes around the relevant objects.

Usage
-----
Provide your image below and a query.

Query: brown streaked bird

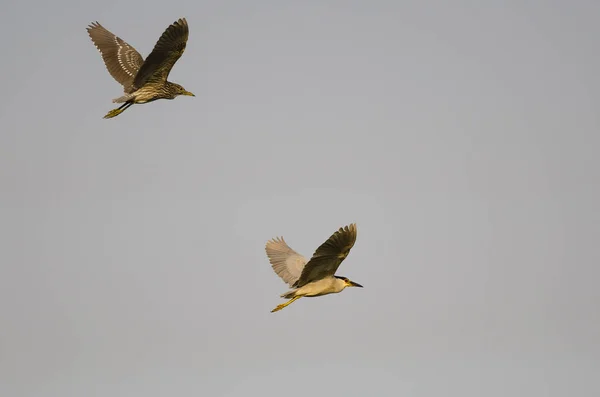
[266,223,362,313]
[87,18,194,119]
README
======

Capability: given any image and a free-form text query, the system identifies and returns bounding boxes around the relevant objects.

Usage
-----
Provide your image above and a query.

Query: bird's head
[170,83,195,98]
[335,276,363,289]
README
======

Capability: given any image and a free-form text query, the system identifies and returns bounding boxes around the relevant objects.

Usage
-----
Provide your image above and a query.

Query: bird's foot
[270,296,300,313]
[103,108,124,119]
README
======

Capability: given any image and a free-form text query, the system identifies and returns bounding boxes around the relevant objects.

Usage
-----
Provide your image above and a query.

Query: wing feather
[133,18,189,88]
[87,22,144,93]
[293,224,357,288]
[265,237,307,287]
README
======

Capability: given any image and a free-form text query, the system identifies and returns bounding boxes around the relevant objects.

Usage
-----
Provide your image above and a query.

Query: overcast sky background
[1,1,599,396]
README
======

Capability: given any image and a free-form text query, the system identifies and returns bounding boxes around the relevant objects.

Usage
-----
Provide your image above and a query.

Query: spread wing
[132,18,189,88]
[293,224,357,288]
[87,22,144,93]
[266,237,307,287]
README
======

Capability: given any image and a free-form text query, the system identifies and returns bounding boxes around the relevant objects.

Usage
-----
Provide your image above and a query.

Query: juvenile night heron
[87,18,194,119]
[266,223,362,313]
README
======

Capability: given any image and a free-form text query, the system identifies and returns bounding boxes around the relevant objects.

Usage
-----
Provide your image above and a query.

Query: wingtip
[265,236,285,247]
[340,223,357,233]
[87,21,101,30]
[349,223,357,237]
[333,223,357,243]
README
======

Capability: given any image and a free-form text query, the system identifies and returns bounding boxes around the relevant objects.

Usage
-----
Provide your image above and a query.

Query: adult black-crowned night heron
[266,223,362,313]
[87,18,194,119]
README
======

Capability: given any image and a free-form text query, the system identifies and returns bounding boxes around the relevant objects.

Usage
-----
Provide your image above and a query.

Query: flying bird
[87,18,194,119]
[266,223,362,313]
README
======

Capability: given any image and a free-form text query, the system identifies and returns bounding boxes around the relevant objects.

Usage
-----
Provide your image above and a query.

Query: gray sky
[1,1,599,396]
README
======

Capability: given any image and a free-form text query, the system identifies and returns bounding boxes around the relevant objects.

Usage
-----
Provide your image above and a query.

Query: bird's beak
[349,281,363,288]
[183,91,195,97]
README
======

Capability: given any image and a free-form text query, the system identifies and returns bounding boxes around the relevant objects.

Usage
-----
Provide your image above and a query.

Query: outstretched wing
[293,224,357,288]
[266,237,307,287]
[133,18,189,88]
[87,22,144,93]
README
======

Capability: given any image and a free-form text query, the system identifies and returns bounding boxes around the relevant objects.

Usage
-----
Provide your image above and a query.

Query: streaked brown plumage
[87,18,194,119]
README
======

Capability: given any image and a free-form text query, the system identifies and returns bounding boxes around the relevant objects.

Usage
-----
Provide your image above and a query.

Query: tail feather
[113,94,134,103]
[281,290,297,299]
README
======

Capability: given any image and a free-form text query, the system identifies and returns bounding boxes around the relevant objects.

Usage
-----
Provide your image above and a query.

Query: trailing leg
[103,102,133,119]
[271,296,301,313]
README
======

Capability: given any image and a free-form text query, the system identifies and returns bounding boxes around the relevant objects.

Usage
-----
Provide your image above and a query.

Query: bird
[86,18,194,119]
[266,223,362,313]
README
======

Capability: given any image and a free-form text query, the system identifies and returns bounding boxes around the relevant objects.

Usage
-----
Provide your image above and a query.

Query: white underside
[282,276,347,298]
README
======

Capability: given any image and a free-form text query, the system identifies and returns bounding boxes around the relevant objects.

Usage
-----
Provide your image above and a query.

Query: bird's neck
[332,278,347,293]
